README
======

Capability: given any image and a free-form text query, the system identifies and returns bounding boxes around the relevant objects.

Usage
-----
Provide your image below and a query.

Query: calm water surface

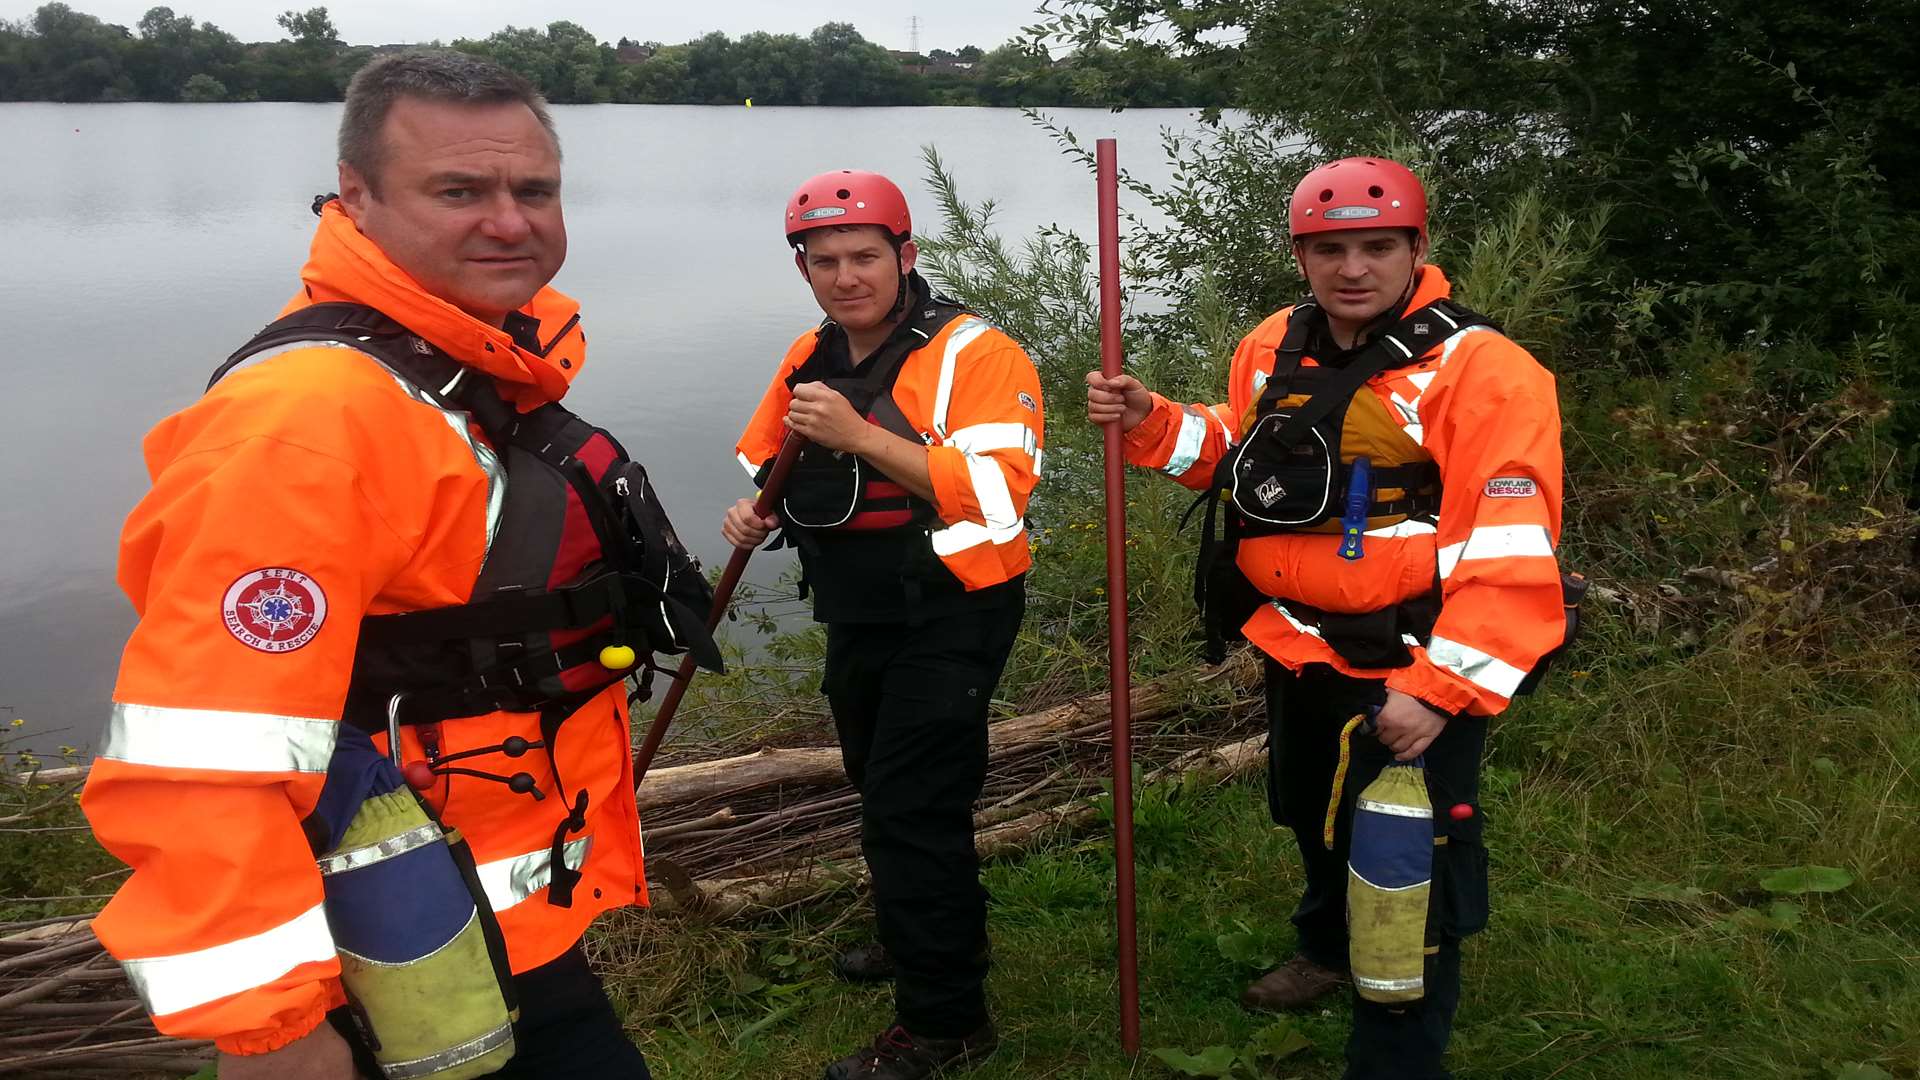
[0,102,1212,753]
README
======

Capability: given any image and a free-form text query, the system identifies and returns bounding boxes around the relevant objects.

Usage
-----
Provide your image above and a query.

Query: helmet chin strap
[892,234,913,318]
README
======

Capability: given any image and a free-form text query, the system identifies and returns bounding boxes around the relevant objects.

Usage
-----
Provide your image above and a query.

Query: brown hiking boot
[823,1022,999,1080]
[1240,954,1349,1011]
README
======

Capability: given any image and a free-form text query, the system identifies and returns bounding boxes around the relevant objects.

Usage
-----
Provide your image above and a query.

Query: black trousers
[1264,661,1489,1080]
[332,942,650,1078]
[822,593,1025,1039]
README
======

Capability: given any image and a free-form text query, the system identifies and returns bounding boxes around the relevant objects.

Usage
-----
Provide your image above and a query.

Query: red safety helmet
[784,170,912,247]
[1288,157,1428,242]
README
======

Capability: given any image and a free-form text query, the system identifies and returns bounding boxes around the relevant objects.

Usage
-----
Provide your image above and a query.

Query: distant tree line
[0,3,1231,107]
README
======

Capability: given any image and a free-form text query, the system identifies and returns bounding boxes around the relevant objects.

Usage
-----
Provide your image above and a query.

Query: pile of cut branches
[0,652,1265,1075]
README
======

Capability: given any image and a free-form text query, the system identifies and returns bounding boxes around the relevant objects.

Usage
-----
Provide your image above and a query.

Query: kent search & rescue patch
[223,567,327,652]
[1484,477,1537,498]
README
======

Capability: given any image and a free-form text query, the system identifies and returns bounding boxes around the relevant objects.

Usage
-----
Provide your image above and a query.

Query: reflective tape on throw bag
[1347,761,1433,1004]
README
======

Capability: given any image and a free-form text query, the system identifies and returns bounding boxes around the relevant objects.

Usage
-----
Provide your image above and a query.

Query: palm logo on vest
[223,567,328,653]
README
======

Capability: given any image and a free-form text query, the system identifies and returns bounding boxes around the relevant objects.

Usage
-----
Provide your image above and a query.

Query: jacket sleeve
[735,336,812,479]
[924,336,1045,533]
[1121,323,1267,491]
[1121,393,1237,491]
[82,434,416,1054]
[1386,336,1566,716]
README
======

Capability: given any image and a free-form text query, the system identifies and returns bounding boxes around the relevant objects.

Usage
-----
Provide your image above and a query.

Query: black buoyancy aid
[214,304,724,904]
[1192,297,1493,664]
[213,303,724,728]
[762,287,970,533]
[1217,298,1491,534]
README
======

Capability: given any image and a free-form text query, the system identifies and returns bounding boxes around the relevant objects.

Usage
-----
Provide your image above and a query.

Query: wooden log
[0,765,87,788]
[636,651,1259,812]
[641,731,1268,921]
[0,920,93,944]
[0,1035,212,1072]
[0,936,100,976]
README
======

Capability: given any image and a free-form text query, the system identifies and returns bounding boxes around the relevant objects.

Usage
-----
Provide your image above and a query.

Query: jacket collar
[1304,264,1454,362]
[284,200,583,406]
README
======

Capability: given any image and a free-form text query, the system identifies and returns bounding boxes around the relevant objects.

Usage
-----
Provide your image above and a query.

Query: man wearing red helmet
[724,170,1044,1080]
[1088,157,1566,1079]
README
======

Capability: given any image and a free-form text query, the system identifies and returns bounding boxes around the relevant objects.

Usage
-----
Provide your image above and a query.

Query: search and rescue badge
[223,567,327,652]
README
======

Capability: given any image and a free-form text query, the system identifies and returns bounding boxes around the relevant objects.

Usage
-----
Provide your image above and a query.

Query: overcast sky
[13,0,1054,52]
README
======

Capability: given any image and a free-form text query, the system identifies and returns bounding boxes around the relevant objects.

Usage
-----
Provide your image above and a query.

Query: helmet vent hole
[1318,188,1334,202]
[1368,185,1384,198]
[836,188,851,200]
[797,194,809,206]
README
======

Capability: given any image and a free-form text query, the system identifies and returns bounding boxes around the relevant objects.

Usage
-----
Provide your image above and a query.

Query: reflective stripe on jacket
[82,202,645,1054]
[1123,265,1564,716]
[736,314,1044,590]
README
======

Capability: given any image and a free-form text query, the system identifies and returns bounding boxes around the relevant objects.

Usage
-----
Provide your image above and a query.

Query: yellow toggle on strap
[1324,712,1369,848]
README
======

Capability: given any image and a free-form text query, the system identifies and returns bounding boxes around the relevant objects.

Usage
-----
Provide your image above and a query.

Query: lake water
[0,102,1213,755]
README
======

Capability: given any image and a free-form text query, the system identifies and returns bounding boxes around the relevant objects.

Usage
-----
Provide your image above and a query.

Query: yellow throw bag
[319,789,517,1079]
[1347,762,1433,1004]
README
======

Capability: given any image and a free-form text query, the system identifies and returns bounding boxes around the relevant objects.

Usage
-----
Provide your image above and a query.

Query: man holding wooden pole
[1087,157,1568,1079]
[722,170,1045,1080]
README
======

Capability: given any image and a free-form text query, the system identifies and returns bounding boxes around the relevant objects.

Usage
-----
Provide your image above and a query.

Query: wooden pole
[633,434,807,783]
[1096,136,1141,1055]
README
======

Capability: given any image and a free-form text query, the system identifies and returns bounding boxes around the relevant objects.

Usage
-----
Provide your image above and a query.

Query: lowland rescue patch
[1484,477,1538,499]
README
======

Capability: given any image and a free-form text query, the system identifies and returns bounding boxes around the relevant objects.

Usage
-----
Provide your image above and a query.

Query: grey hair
[339,50,560,194]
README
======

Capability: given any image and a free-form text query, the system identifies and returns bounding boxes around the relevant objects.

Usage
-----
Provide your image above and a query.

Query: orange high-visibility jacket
[81,203,646,1055]
[1123,266,1564,716]
[736,313,1045,591]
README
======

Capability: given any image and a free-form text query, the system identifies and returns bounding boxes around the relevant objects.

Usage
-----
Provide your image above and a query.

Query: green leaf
[1759,866,1854,894]
[1215,925,1276,970]
[1833,1065,1893,1080]
[1242,1019,1312,1061]
[1150,1045,1240,1077]
[731,1003,796,1047]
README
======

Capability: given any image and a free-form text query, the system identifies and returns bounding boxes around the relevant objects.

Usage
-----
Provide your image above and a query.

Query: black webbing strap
[1257,298,1489,455]
[355,570,655,646]
[210,302,523,448]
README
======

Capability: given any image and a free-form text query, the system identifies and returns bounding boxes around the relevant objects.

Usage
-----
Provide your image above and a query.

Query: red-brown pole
[633,434,807,783]
[1097,136,1141,1055]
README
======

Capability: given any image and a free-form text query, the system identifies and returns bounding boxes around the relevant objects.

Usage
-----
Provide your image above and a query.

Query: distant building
[615,42,654,64]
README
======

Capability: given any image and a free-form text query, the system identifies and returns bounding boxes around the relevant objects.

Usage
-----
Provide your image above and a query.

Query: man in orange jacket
[1088,157,1565,1080]
[83,52,673,1078]
[724,171,1043,1080]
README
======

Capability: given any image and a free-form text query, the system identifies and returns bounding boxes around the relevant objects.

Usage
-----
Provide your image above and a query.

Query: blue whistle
[1338,456,1372,561]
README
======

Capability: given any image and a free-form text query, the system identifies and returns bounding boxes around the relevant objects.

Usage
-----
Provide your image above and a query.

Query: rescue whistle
[1338,456,1372,561]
